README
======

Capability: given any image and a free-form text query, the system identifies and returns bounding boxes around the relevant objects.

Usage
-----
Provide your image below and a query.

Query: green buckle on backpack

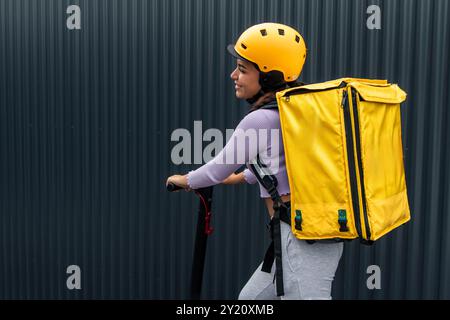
[338,209,349,232]
[295,210,303,231]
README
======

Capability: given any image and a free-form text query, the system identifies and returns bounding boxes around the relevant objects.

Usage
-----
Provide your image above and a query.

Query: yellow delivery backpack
[273,78,411,243]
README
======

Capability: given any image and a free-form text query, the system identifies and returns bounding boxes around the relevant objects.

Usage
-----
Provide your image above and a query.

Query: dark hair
[249,78,305,111]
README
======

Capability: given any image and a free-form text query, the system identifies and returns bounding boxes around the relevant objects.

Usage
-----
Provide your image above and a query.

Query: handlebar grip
[167,183,183,192]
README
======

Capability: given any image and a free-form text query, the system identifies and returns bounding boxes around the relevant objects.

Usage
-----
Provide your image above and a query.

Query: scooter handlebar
[166,183,184,192]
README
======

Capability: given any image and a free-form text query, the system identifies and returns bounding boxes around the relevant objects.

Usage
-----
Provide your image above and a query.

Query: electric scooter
[167,183,214,300]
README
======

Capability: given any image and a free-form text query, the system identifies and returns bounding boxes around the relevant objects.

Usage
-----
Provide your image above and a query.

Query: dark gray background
[0,0,449,299]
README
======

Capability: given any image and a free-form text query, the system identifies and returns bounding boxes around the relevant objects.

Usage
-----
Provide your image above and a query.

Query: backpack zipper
[350,88,372,241]
[284,81,347,98]
[342,90,363,239]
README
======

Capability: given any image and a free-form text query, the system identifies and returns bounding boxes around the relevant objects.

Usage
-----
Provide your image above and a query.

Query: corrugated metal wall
[0,0,449,299]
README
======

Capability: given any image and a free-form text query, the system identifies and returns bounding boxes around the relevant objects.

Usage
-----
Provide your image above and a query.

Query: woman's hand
[166,174,191,191]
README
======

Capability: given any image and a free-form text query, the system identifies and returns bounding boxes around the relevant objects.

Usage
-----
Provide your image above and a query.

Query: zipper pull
[341,90,348,108]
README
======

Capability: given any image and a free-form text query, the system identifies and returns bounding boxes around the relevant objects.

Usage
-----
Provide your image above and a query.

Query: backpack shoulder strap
[259,102,278,110]
[248,155,279,199]
[247,100,279,114]
[248,155,288,297]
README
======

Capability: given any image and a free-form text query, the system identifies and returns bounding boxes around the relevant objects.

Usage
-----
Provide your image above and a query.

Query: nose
[230,67,239,80]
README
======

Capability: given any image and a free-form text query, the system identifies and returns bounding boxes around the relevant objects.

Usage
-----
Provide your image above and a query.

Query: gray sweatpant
[238,221,344,300]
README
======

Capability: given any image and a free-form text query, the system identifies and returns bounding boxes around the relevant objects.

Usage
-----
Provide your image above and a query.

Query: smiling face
[230,59,261,99]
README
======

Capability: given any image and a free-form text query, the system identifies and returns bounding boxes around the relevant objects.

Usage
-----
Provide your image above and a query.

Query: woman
[166,22,343,300]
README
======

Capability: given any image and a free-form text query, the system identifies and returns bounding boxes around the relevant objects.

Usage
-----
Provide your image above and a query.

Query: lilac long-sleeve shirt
[187,108,290,198]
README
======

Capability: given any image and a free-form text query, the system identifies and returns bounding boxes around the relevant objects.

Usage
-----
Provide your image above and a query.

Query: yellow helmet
[227,22,307,82]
